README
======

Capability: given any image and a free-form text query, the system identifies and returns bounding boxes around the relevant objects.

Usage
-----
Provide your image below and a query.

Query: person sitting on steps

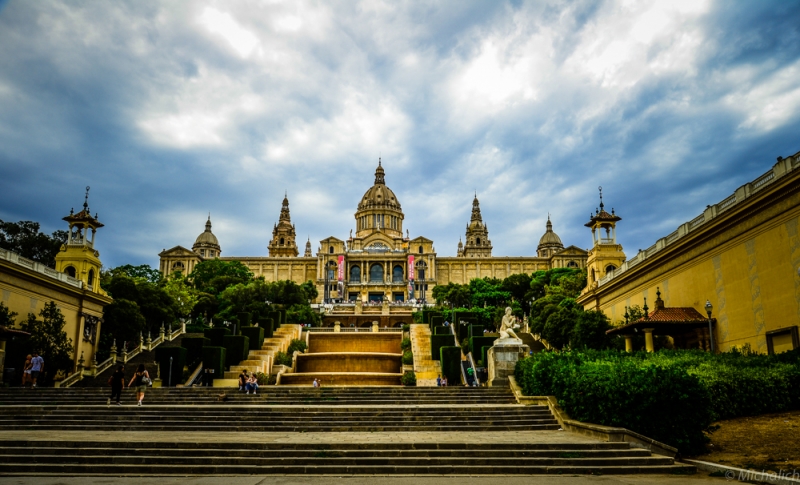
[245,373,259,394]
[238,370,248,391]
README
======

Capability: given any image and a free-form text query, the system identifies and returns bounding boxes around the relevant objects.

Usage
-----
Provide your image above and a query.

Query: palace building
[158,161,589,306]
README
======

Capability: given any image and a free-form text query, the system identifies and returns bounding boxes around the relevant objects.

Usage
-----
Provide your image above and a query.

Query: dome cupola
[537,215,564,257]
[354,159,404,239]
[193,215,221,258]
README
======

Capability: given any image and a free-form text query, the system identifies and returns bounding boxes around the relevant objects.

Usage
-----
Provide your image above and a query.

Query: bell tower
[268,193,299,257]
[584,187,626,288]
[55,187,107,295]
[460,194,492,257]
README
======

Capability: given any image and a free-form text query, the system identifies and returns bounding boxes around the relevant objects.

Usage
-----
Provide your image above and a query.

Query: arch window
[200,249,206,257]
[591,268,596,281]
[326,261,337,281]
[172,262,185,271]
[567,261,578,268]
[279,237,285,246]
[392,265,404,283]
[370,264,384,282]
[329,246,334,254]
[605,264,617,274]
[415,260,427,281]
[88,269,95,287]
[350,265,361,283]
[418,246,423,254]
[476,238,481,245]
[64,266,76,278]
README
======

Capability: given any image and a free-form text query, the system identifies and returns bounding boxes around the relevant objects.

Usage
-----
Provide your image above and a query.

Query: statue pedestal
[487,341,529,388]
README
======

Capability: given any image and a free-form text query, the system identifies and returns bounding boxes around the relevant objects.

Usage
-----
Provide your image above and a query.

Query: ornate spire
[280,192,291,222]
[599,186,604,211]
[470,194,482,223]
[304,237,312,257]
[204,214,212,232]
[374,158,385,185]
[83,186,90,212]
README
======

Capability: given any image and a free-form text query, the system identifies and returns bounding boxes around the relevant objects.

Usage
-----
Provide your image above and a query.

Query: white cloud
[198,7,260,58]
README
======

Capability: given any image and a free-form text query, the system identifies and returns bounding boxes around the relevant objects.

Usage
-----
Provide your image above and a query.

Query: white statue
[497,307,521,342]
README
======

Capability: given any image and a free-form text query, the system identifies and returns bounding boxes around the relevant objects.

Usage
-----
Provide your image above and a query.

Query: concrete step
[0,440,696,476]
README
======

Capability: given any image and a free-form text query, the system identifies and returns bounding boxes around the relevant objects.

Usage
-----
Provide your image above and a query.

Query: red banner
[408,255,415,280]
[337,255,344,282]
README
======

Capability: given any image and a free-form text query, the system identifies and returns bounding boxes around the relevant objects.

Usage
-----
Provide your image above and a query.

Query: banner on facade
[408,255,415,280]
[337,255,344,281]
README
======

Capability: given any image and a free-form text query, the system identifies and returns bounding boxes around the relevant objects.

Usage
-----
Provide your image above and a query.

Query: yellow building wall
[0,257,110,373]
[587,181,800,353]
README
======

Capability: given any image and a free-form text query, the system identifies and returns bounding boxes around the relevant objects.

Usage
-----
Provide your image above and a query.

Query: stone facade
[158,161,589,305]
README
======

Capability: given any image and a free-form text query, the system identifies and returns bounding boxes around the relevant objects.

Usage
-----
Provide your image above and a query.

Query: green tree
[300,280,318,302]
[136,282,178,333]
[570,310,612,349]
[542,305,579,350]
[104,264,162,284]
[162,272,199,317]
[0,301,17,327]
[101,299,147,351]
[469,277,509,308]
[19,301,73,377]
[0,220,68,268]
[501,273,535,312]
[189,259,253,294]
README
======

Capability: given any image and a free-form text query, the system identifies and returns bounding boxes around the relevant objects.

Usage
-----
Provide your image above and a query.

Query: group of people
[238,370,259,394]
[21,352,44,388]
[435,374,449,386]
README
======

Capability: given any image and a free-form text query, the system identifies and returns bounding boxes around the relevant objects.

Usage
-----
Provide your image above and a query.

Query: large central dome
[354,160,404,239]
[358,160,402,211]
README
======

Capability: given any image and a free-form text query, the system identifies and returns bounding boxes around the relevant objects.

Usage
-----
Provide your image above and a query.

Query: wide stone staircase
[0,386,695,475]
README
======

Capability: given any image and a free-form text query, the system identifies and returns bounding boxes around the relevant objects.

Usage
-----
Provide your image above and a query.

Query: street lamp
[704,300,715,353]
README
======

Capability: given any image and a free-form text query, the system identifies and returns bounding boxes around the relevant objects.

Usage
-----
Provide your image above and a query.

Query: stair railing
[448,324,468,386]
[466,351,480,387]
[184,362,204,387]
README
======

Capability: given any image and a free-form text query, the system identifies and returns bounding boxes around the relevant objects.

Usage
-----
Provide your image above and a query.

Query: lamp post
[704,300,715,353]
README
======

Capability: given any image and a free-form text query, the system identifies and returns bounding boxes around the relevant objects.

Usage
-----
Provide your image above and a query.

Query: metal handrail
[467,351,480,386]
[184,362,204,387]
[448,324,468,386]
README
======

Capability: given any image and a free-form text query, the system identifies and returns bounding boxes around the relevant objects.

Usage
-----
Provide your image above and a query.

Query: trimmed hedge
[180,336,209,367]
[237,312,252,328]
[440,346,462,384]
[430,315,444,327]
[433,326,450,335]
[202,346,226,379]
[257,318,274,338]
[203,328,231,347]
[268,311,282,329]
[240,326,264,351]
[469,336,495,358]
[454,315,478,341]
[222,335,250,368]
[468,325,485,338]
[480,346,492,368]
[514,348,800,454]
[431,334,453,360]
[154,346,187,387]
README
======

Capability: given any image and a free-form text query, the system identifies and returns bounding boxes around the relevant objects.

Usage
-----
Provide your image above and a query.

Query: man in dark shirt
[108,364,125,406]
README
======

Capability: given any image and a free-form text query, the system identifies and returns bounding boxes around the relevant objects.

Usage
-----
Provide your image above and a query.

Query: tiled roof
[640,307,707,323]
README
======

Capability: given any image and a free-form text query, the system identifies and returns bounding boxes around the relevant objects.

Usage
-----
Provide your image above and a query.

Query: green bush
[440,346,462,384]
[257,318,274,338]
[402,350,414,365]
[430,334,453,360]
[254,371,269,386]
[240,326,264,351]
[237,312,252,328]
[401,371,417,386]
[287,338,307,355]
[274,351,292,367]
[513,348,800,454]
[402,323,410,331]
[469,336,495,358]
[222,335,250,368]
[203,327,231,347]
[201,346,226,380]
[400,337,412,352]
[154,346,187,387]
[180,336,209,367]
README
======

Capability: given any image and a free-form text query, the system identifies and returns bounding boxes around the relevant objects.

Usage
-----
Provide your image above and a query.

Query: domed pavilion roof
[194,216,219,247]
[357,160,402,212]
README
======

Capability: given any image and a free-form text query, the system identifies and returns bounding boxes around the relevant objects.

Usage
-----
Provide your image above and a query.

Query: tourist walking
[21,354,32,387]
[312,378,320,388]
[128,364,150,406]
[30,351,44,388]
[108,364,125,406]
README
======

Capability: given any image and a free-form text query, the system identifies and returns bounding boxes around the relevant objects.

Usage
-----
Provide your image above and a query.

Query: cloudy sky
[0,0,798,269]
